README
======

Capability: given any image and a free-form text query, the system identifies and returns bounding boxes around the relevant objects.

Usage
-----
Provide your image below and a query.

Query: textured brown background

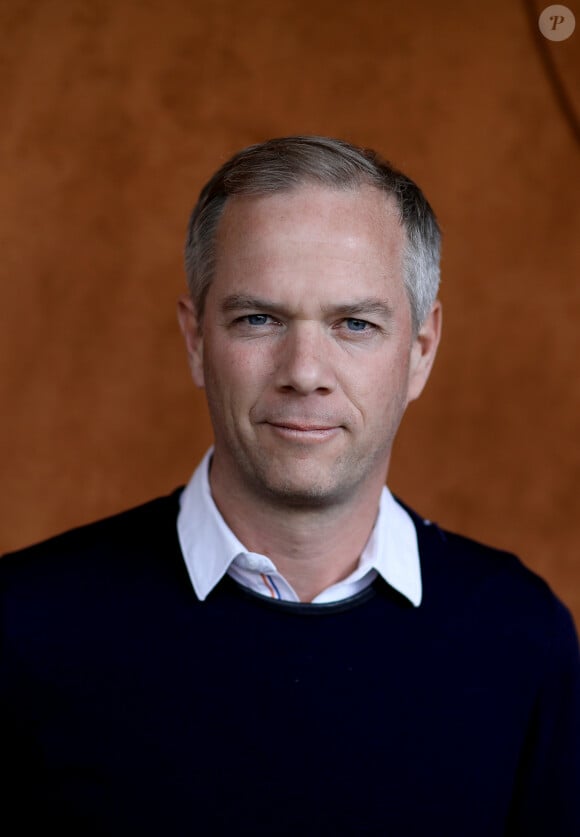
[1,0,578,623]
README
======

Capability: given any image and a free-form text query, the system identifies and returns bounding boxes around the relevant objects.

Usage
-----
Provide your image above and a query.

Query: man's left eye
[345,318,370,332]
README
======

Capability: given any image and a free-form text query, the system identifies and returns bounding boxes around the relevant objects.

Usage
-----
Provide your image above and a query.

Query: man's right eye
[244,314,270,326]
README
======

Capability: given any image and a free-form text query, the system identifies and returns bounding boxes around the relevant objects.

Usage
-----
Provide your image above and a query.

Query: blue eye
[246,314,270,326]
[345,318,369,331]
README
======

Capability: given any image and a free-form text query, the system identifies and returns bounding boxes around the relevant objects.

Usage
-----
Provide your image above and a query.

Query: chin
[262,482,341,509]
[251,463,354,509]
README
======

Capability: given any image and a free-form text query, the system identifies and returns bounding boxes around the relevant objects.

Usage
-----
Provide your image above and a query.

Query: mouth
[272,422,337,431]
[264,422,342,442]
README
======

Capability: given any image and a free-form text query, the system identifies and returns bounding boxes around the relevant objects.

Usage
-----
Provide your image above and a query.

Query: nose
[275,322,337,395]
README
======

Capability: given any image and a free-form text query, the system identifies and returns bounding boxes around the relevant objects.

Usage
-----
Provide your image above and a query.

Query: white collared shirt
[177,449,422,606]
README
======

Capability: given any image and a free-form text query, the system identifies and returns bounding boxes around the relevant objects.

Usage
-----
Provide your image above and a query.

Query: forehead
[214,184,405,273]
[206,185,412,325]
[218,182,401,233]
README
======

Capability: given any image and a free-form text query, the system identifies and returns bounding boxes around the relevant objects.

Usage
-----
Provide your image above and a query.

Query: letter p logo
[539,5,576,40]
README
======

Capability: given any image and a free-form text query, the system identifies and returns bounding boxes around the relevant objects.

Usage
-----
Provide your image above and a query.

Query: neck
[209,460,386,603]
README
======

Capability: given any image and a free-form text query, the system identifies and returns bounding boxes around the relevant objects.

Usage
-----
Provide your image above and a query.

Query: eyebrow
[221,294,395,321]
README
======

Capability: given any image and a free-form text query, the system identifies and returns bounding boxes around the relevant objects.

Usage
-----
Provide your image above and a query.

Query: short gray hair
[184,136,441,333]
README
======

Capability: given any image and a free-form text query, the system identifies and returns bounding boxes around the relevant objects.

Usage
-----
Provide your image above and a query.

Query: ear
[177,295,205,388]
[406,300,442,404]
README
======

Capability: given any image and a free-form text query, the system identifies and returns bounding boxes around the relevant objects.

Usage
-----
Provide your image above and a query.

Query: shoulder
[1,489,188,654]
[1,488,184,587]
[400,500,578,657]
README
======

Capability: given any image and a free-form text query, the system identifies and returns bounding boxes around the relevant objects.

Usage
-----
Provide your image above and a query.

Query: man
[2,137,579,836]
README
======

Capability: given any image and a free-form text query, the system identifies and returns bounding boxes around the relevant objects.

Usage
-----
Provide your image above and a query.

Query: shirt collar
[177,448,422,606]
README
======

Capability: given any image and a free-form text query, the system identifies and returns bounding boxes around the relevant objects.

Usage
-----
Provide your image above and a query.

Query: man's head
[184,136,440,336]
[179,137,442,511]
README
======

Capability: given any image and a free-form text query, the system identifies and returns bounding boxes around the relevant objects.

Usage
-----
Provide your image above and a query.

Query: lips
[262,421,343,443]
[268,422,338,431]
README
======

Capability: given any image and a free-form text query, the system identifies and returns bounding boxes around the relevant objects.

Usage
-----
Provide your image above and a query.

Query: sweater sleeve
[506,599,580,836]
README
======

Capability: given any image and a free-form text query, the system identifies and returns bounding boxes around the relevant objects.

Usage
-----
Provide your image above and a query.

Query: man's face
[179,184,440,509]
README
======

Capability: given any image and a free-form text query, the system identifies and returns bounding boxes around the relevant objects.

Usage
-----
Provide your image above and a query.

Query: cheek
[346,354,410,421]
[204,341,272,409]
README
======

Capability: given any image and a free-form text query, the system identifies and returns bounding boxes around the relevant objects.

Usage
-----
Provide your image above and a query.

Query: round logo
[538,5,576,41]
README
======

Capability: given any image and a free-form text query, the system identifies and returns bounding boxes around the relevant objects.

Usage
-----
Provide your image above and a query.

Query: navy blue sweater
[2,490,579,835]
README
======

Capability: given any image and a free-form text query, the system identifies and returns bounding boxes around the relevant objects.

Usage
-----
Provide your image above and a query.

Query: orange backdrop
[1,0,578,624]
